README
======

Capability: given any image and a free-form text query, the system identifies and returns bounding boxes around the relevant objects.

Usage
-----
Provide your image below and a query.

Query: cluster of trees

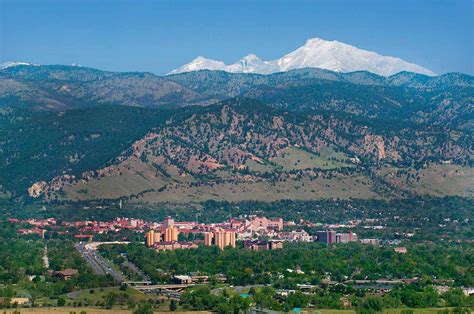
[0,239,44,284]
[99,242,473,287]
[0,238,115,307]
[179,286,250,313]
[177,284,473,313]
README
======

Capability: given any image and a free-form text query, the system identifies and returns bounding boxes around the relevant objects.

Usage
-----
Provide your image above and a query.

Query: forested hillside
[0,65,472,202]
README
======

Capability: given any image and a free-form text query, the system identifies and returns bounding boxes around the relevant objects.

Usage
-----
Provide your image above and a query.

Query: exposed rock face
[364,135,386,159]
[28,181,47,198]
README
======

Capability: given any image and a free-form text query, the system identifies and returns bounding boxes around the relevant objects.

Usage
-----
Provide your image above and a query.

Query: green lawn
[66,286,150,302]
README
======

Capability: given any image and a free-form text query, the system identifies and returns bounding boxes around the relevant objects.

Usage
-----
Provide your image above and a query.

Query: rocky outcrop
[364,135,386,160]
[28,181,48,198]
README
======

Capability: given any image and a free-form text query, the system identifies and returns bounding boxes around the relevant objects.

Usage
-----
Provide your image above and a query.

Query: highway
[125,258,151,282]
[133,284,193,298]
[75,243,126,282]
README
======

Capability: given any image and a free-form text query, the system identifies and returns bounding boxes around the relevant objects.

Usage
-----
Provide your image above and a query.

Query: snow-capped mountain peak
[168,56,226,74]
[168,38,436,76]
[0,61,39,69]
[228,54,274,73]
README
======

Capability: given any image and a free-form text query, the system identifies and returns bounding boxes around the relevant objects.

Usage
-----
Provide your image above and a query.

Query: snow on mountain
[226,54,277,73]
[0,61,39,69]
[168,38,436,77]
[170,56,227,73]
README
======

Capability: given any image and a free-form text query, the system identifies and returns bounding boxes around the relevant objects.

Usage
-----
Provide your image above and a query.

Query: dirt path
[43,245,49,269]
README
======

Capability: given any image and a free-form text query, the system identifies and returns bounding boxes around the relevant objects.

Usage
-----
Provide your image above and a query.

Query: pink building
[248,217,283,231]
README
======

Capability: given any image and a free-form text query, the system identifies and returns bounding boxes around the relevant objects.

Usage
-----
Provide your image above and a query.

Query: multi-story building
[336,231,358,243]
[163,216,175,228]
[146,230,155,247]
[269,240,284,250]
[247,217,284,231]
[244,239,284,251]
[154,241,198,251]
[281,229,312,242]
[145,227,175,246]
[164,226,179,242]
[317,230,337,244]
[203,228,236,249]
[314,230,359,244]
[204,231,214,246]
[145,215,180,247]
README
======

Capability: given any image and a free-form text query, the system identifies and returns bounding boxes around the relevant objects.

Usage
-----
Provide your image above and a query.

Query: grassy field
[410,164,473,197]
[379,164,474,197]
[66,287,148,302]
[245,158,277,173]
[62,157,172,200]
[135,174,380,203]
[270,146,352,171]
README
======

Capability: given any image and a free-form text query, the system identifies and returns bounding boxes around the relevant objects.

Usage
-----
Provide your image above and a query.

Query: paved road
[67,286,123,299]
[43,246,49,269]
[67,289,84,299]
[125,259,151,281]
[75,243,126,282]
[212,284,265,296]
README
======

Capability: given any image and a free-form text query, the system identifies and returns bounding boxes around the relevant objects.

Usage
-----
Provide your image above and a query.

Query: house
[0,297,31,305]
[11,297,31,305]
[74,234,94,241]
[244,239,284,251]
[244,240,270,251]
[49,268,78,280]
[153,241,198,251]
[394,247,408,254]
[173,275,193,284]
[340,297,352,307]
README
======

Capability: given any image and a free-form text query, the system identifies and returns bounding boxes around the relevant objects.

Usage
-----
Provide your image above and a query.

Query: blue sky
[1,0,472,75]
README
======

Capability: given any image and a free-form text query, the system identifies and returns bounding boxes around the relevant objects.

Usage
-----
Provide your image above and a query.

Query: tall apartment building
[203,228,236,249]
[317,230,336,244]
[146,230,154,247]
[163,216,175,228]
[145,227,177,247]
[164,226,179,242]
[336,231,358,243]
[204,232,214,246]
[244,239,284,251]
[317,230,357,244]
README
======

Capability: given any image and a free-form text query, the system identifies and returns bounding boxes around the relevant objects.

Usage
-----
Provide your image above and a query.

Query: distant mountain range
[0,63,472,202]
[169,38,436,76]
[0,61,39,69]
